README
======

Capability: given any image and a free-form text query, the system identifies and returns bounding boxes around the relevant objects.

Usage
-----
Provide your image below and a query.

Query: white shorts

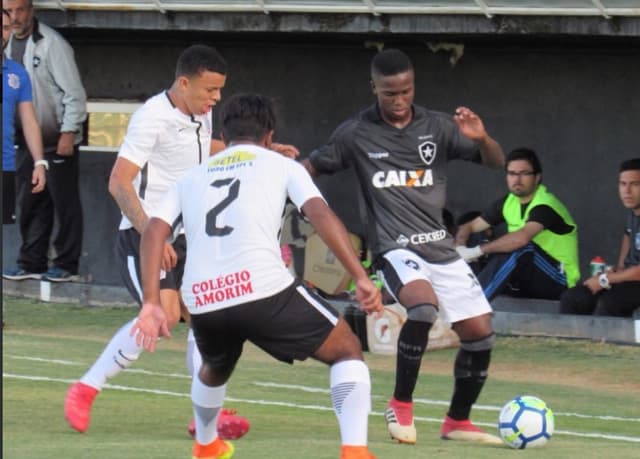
[379,248,492,324]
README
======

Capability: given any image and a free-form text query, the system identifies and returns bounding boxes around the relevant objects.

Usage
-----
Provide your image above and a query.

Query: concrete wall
[3,30,639,285]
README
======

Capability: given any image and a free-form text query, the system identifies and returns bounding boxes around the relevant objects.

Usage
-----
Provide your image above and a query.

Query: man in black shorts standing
[303,48,505,445]
[132,93,382,459]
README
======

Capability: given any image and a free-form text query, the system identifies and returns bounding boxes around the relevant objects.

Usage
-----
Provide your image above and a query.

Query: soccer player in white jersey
[64,44,254,439]
[131,93,383,459]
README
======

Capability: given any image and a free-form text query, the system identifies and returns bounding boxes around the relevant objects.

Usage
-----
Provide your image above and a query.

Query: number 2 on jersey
[205,178,240,237]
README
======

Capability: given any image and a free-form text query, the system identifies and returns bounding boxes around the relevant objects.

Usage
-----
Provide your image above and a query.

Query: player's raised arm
[453,106,504,168]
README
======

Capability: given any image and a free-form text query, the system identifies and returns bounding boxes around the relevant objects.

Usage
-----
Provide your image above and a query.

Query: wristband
[598,273,611,290]
[34,159,49,171]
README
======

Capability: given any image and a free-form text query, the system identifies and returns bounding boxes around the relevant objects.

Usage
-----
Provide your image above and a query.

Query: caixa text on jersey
[372,169,433,188]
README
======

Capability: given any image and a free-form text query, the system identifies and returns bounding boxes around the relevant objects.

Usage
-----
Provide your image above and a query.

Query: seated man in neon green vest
[455,148,580,301]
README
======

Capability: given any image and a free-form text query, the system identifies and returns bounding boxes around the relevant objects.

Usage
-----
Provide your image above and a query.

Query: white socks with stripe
[80,317,144,390]
[191,377,226,445]
[330,359,371,446]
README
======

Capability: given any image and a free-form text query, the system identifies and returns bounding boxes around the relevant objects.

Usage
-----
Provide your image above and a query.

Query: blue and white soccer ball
[498,395,554,449]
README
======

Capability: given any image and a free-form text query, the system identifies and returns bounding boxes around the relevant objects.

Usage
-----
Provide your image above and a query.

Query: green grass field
[3,296,640,458]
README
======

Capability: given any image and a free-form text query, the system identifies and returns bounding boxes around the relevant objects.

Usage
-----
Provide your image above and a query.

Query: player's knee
[406,303,438,324]
[460,332,495,352]
[341,331,365,360]
[200,359,233,386]
[320,319,364,363]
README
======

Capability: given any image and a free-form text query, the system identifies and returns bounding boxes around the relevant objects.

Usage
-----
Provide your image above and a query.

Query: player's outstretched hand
[354,277,383,315]
[453,106,487,142]
[272,142,300,159]
[130,302,171,352]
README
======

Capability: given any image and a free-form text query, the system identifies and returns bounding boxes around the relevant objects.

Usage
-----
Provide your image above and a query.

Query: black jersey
[309,103,481,263]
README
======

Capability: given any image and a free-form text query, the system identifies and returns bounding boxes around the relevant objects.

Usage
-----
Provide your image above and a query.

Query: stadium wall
[2,27,639,286]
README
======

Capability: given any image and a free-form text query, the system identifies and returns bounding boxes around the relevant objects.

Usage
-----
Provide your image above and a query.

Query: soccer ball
[498,395,554,449]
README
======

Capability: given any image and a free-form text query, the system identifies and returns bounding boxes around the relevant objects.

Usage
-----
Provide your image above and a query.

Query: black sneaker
[41,267,79,283]
[2,267,43,280]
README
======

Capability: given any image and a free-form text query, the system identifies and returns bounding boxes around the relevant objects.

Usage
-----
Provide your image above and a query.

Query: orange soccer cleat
[340,445,377,459]
[188,408,250,440]
[192,438,234,459]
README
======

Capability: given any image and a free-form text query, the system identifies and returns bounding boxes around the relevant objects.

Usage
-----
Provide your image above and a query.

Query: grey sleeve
[308,119,356,175]
[48,35,87,133]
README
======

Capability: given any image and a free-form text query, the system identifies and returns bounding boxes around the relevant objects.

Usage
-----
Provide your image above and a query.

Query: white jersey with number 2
[152,144,323,315]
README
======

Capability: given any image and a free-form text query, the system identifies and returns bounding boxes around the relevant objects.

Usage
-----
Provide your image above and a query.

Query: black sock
[448,348,491,420]
[393,319,432,402]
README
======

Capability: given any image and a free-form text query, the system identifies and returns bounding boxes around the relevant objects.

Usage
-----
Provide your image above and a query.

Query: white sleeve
[286,159,325,209]
[150,181,182,229]
[117,104,159,168]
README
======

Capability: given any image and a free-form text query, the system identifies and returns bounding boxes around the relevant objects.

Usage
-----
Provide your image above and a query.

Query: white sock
[80,318,144,390]
[186,328,203,378]
[330,359,371,446]
[191,377,226,445]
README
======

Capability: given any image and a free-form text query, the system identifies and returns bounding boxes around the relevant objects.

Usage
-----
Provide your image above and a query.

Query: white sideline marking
[5,355,190,378]
[254,382,640,423]
[5,355,78,365]
[6,353,640,423]
[6,354,640,423]
[3,372,640,443]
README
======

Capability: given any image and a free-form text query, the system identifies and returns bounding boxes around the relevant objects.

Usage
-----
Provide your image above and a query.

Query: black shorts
[114,228,187,305]
[3,171,16,225]
[191,280,340,370]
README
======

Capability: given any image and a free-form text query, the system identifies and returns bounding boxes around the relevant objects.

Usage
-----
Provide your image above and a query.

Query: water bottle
[589,256,606,276]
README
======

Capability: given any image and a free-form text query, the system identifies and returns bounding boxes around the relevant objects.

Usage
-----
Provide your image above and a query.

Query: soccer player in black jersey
[303,48,505,445]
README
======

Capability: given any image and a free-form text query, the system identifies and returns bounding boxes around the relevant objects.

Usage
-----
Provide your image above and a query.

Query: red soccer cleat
[384,397,416,444]
[188,408,250,440]
[64,381,99,433]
